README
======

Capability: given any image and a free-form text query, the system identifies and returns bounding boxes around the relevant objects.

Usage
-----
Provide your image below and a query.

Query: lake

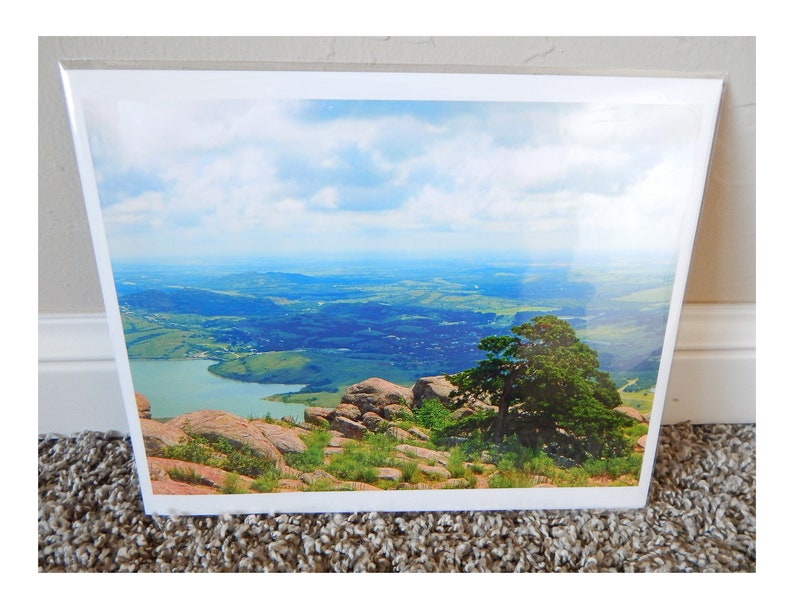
[129,359,307,420]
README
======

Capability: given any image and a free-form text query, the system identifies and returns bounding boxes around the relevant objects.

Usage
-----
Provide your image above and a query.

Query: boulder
[408,427,430,441]
[253,422,307,454]
[451,407,475,421]
[136,393,151,419]
[341,378,414,413]
[332,403,362,421]
[330,415,368,440]
[300,469,337,485]
[395,444,450,467]
[383,404,412,421]
[139,418,185,457]
[168,409,283,464]
[614,406,649,423]
[385,425,413,441]
[327,434,348,448]
[637,434,648,449]
[412,375,457,407]
[304,407,333,427]
[377,467,403,482]
[361,411,387,432]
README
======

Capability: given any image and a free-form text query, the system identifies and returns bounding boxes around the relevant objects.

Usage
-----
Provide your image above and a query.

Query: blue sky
[84,97,702,263]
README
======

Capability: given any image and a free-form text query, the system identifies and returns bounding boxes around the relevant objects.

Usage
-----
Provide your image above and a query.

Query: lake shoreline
[129,358,307,421]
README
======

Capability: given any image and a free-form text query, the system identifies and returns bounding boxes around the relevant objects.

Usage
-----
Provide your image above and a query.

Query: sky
[84,95,704,264]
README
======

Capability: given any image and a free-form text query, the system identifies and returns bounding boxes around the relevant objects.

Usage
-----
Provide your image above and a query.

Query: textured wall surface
[39,36,755,313]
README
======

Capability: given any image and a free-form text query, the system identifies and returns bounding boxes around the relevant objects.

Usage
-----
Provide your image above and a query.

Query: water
[129,359,306,420]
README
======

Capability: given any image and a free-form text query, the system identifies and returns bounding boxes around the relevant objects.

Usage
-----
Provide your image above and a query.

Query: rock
[451,407,475,421]
[341,377,414,413]
[327,435,348,448]
[637,434,648,448]
[149,457,255,492]
[385,425,413,441]
[304,407,333,427]
[343,482,383,491]
[330,415,368,440]
[377,467,403,481]
[614,406,649,423]
[139,418,185,457]
[277,479,306,492]
[323,447,344,458]
[407,427,429,441]
[253,422,307,454]
[136,392,151,419]
[361,411,387,432]
[418,464,452,480]
[332,404,362,421]
[150,479,217,496]
[168,410,283,464]
[412,375,457,407]
[383,404,412,421]
[300,469,337,485]
[395,444,450,467]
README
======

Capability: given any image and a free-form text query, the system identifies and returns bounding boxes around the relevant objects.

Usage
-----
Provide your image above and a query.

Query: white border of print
[61,68,723,515]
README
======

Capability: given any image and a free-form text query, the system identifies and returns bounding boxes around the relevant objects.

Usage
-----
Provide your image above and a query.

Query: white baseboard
[38,305,756,436]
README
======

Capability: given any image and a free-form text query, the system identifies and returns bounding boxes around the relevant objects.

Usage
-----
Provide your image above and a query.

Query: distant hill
[120,288,284,317]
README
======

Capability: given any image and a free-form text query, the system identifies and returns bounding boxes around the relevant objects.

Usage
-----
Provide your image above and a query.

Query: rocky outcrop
[361,411,386,432]
[254,422,308,454]
[384,425,412,441]
[136,393,151,419]
[136,372,570,495]
[304,406,333,427]
[330,415,368,440]
[139,418,185,457]
[412,375,457,407]
[341,377,414,412]
[383,404,411,421]
[168,409,283,463]
[395,444,451,467]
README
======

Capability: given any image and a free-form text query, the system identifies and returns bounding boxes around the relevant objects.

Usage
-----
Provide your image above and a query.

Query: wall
[38,36,755,434]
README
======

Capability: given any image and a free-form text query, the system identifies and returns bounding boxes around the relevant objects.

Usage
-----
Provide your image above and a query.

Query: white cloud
[87,97,702,261]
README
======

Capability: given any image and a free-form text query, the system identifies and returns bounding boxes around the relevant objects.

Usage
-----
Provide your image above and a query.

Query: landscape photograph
[66,70,721,512]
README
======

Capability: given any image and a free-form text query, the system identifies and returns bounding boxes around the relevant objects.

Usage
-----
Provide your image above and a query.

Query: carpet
[38,422,755,572]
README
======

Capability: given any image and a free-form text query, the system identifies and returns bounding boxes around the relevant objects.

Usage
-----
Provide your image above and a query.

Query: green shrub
[162,435,214,465]
[433,410,496,445]
[327,435,394,484]
[285,429,332,472]
[219,444,280,479]
[250,470,281,493]
[488,466,541,489]
[525,451,558,478]
[581,454,643,479]
[166,467,208,485]
[446,447,466,478]
[305,478,338,492]
[220,473,248,494]
[414,398,453,431]
[398,460,420,483]
[329,452,378,483]
[488,472,516,489]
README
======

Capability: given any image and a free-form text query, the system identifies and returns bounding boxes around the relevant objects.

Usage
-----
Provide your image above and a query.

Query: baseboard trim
[38,304,756,435]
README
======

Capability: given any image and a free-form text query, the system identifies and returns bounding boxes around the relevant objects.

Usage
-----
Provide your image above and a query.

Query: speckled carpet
[38,422,755,572]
